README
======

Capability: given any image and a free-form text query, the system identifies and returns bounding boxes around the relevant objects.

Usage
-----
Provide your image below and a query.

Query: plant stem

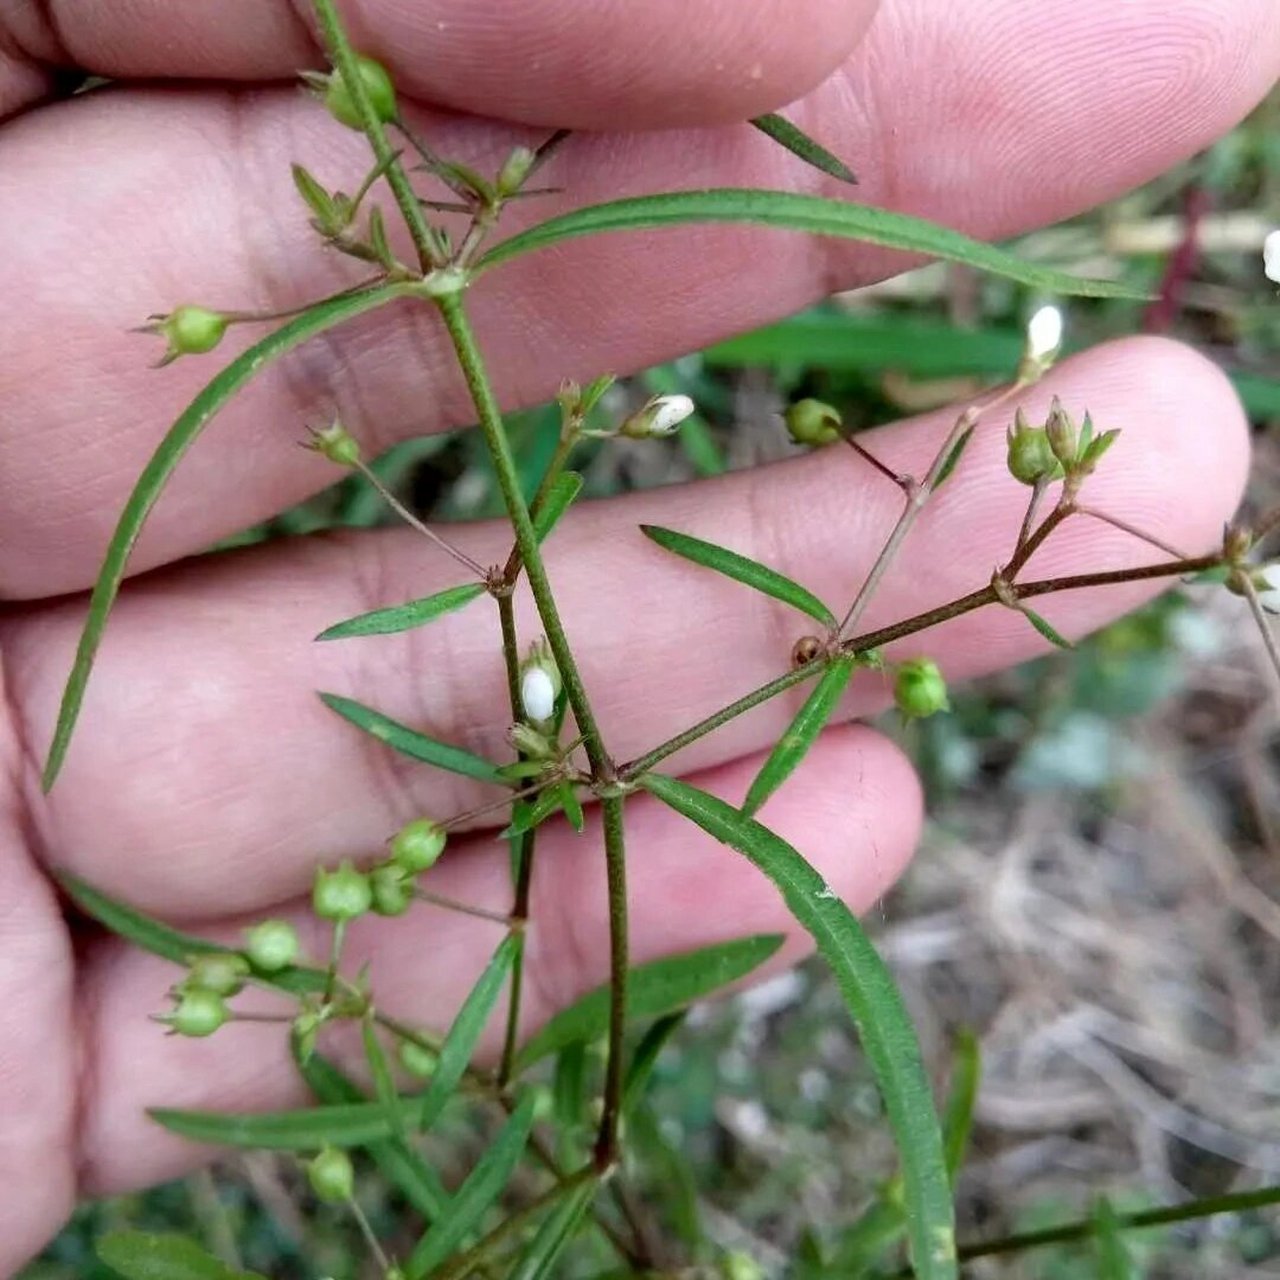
[594,795,629,1169]
[501,430,580,586]
[1003,500,1073,580]
[411,888,518,927]
[345,1193,392,1273]
[310,0,448,269]
[1237,570,1280,692]
[434,292,610,778]
[1074,503,1190,560]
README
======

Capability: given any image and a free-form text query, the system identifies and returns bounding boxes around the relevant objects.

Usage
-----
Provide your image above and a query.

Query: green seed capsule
[893,658,950,719]
[390,818,447,874]
[313,861,373,921]
[185,951,250,997]
[398,1039,437,1079]
[784,398,842,447]
[244,919,301,973]
[309,420,361,468]
[168,988,229,1038]
[1005,409,1060,486]
[147,305,228,364]
[307,1146,355,1204]
[370,863,413,917]
[325,55,398,129]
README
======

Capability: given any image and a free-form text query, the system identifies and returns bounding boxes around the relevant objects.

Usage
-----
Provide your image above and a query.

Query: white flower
[619,393,696,438]
[1265,229,1280,285]
[520,666,557,723]
[1026,304,1064,364]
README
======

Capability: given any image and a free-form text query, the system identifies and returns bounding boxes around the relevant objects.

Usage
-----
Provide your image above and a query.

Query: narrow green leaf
[641,524,835,628]
[418,933,519,1130]
[59,873,325,997]
[151,1097,421,1149]
[362,1016,405,1140]
[942,1030,981,1183]
[42,282,410,790]
[1020,606,1074,650]
[623,1013,686,1114]
[934,424,977,489]
[478,190,1144,299]
[99,1232,263,1280]
[508,1177,598,1280]
[742,657,854,817]
[514,933,783,1073]
[532,471,584,542]
[320,692,506,784]
[406,1092,538,1279]
[552,1042,589,1166]
[627,1104,702,1247]
[299,1052,448,1220]
[640,775,956,1280]
[1092,1199,1138,1280]
[500,786,565,839]
[316,582,484,641]
[750,113,857,184]
[560,783,585,833]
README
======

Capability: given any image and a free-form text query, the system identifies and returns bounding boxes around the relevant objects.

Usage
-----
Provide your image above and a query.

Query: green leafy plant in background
[40,5,1280,1278]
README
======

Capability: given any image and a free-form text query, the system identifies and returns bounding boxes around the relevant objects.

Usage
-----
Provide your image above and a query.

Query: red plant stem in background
[1144,184,1208,334]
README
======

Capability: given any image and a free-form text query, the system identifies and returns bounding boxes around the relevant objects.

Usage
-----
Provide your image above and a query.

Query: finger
[6,338,1248,915]
[1,0,877,126]
[74,724,920,1195]
[1,0,1275,595]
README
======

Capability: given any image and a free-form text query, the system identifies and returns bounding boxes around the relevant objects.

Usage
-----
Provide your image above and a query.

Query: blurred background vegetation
[25,90,1280,1280]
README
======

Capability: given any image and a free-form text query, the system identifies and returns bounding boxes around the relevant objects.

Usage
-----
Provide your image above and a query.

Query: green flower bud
[784,398,842,447]
[390,818,447,874]
[519,638,562,725]
[1044,397,1078,468]
[313,861,373,921]
[508,721,556,760]
[398,1039,438,1079]
[496,145,537,197]
[308,420,361,467]
[323,56,398,130]
[307,1146,355,1204]
[1005,408,1059,486]
[370,862,413,917]
[893,658,950,720]
[144,305,228,365]
[618,394,695,439]
[165,988,229,1038]
[185,951,250,997]
[244,919,300,973]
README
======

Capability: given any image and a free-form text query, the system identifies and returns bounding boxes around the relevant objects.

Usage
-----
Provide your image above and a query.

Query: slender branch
[345,1194,392,1273]
[1236,571,1280,693]
[1003,501,1073,580]
[310,0,448,269]
[842,433,907,490]
[411,887,518,927]
[501,429,581,587]
[594,795,629,1169]
[1011,478,1050,563]
[1075,503,1190,561]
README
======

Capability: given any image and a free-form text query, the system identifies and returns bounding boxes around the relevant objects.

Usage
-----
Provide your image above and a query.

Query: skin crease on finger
[2,337,1250,919]
[0,0,1275,595]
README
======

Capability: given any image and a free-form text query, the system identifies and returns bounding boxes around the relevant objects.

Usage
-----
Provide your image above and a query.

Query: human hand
[0,0,1276,1270]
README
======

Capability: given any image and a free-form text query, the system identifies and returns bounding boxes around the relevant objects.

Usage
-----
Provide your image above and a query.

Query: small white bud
[1264,230,1280,285]
[1026,304,1063,364]
[619,393,695,439]
[518,639,562,724]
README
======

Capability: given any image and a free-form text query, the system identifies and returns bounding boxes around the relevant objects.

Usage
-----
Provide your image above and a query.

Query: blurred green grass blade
[830,1194,908,1275]
[59,872,326,997]
[316,582,485,641]
[942,1030,981,1183]
[641,524,836,628]
[742,657,855,817]
[418,933,519,1130]
[151,1097,420,1149]
[299,1052,448,1220]
[513,933,784,1073]
[553,1041,589,1166]
[1092,1199,1138,1280]
[641,775,956,1280]
[319,691,506,784]
[41,282,411,791]
[750,113,857,184]
[508,1177,598,1280]
[627,1103,702,1248]
[533,471,584,541]
[99,1231,264,1280]
[478,190,1143,299]
[362,1016,405,1140]
[406,1092,538,1278]
[623,1012,686,1114]
[1021,606,1074,650]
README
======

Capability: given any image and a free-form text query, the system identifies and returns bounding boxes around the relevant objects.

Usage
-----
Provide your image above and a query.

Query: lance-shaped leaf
[42,282,412,790]
[59,873,325,997]
[640,774,956,1280]
[417,933,519,1131]
[641,524,835,628]
[942,1030,981,1182]
[623,1013,686,1114]
[1092,1199,1138,1280]
[934,423,977,489]
[405,1092,538,1278]
[532,470,584,541]
[508,1177,600,1280]
[478,189,1145,300]
[742,656,855,817]
[151,1096,422,1149]
[317,582,485,641]
[750,113,857,184]
[1020,605,1074,650]
[99,1232,264,1280]
[319,692,506,784]
[514,933,783,1073]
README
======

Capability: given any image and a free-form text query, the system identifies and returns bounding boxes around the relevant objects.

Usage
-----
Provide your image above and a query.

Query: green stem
[594,795,629,1169]
[434,292,610,778]
[310,0,448,269]
[501,430,580,586]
